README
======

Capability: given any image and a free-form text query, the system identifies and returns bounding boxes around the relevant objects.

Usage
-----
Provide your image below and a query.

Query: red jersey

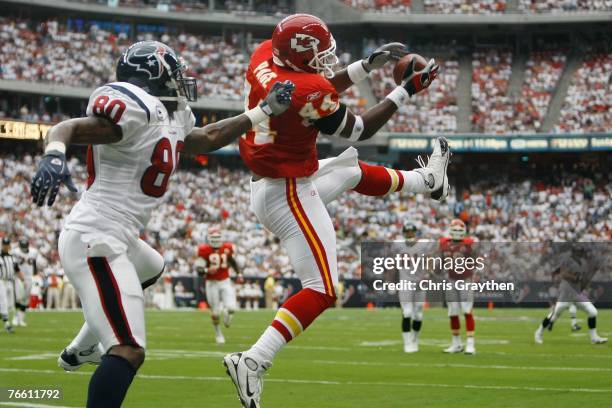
[239,40,341,178]
[439,236,475,280]
[197,242,235,281]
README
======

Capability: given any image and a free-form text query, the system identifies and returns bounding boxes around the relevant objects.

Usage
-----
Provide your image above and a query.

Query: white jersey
[11,248,39,280]
[397,239,436,282]
[64,82,195,242]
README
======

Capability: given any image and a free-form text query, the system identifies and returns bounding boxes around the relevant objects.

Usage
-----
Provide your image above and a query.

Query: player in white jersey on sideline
[397,223,435,353]
[30,40,294,408]
[11,238,40,326]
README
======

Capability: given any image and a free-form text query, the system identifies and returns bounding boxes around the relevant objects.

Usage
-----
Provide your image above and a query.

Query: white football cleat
[58,344,103,372]
[464,339,476,355]
[414,136,451,202]
[223,352,271,408]
[404,340,418,353]
[443,344,463,353]
[224,310,233,328]
[591,335,608,344]
[534,328,543,344]
[215,333,226,345]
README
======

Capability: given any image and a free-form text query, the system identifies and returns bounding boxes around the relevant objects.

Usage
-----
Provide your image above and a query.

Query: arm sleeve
[86,85,149,147]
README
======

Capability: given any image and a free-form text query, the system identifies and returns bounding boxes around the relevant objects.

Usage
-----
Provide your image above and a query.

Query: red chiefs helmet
[449,219,466,241]
[207,226,222,248]
[272,13,338,78]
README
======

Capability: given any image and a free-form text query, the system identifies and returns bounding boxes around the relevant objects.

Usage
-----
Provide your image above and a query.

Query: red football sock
[450,315,461,336]
[353,161,404,196]
[271,288,336,342]
[465,313,475,335]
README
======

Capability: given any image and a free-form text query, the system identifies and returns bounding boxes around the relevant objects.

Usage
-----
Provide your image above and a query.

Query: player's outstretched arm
[31,117,122,207]
[183,81,294,154]
[316,58,439,142]
[329,43,408,94]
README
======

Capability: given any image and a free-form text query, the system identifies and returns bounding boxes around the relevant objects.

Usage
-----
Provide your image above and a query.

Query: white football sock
[214,324,222,336]
[248,326,286,362]
[400,171,429,194]
[589,329,598,340]
[452,335,462,346]
[68,323,99,351]
[402,331,412,345]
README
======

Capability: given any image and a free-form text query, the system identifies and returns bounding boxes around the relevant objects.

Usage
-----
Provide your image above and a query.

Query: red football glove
[402,58,439,97]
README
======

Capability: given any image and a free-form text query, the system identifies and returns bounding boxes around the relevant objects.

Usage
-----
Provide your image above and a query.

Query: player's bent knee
[109,345,145,370]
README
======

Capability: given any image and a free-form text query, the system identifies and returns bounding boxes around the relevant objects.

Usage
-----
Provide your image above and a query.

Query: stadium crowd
[471,49,513,134]
[510,51,566,133]
[0,18,247,101]
[1,152,609,289]
[554,52,611,134]
[369,58,459,133]
[68,0,293,15]
[518,0,612,13]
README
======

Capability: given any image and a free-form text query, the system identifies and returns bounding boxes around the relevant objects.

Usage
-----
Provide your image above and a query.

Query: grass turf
[0,307,610,407]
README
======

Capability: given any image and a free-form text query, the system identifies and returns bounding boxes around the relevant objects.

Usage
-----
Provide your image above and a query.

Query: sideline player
[439,219,477,354]
[30,40,294,408]
[535,245,607,345]
[224,14,449,408]
[1,237,24,333]
[12,238,39,326]
[197,226,241,344]
[398,224,435,353]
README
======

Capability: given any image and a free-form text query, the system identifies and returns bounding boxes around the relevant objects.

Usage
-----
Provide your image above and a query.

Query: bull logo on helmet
[290,33,320,53]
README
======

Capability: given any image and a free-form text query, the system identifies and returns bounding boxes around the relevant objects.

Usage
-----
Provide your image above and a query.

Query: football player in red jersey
[224,13,450,407]
[197,226,242,344]
[439,219,477,354]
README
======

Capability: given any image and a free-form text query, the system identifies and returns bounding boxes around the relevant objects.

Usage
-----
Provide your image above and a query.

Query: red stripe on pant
[285,178,335,297]
[87,257,139,347]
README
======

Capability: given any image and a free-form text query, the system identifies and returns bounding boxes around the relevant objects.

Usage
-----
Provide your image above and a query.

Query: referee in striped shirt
[1,237,23,333]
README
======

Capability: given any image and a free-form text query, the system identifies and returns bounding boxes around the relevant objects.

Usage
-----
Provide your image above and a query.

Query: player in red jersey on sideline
[224,14,450,407]
[439,219,477,354]
[197,226,242,344]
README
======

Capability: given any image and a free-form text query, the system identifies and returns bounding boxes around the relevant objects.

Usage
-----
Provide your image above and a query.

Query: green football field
[1,307,610,408]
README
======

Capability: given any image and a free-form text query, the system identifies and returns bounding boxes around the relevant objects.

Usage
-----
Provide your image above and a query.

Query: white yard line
[0,403,78,408]
[313,359,612,373]
[1,367,610,393]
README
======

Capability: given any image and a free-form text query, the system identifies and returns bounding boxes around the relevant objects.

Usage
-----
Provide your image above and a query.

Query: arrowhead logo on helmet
[272,14,339,78]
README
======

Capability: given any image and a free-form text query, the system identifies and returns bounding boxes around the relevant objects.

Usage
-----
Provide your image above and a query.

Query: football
[393,53,428,85]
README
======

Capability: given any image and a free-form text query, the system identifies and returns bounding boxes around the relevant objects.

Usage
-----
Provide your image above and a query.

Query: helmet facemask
[158,54,198,103]
[308,37,338,78]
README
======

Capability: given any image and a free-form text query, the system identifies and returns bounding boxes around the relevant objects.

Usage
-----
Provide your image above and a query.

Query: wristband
[244,105,269,125]
[386,86,409,108]
[347,60,369,84]
[348,116,364,142]
[45,141,66,154]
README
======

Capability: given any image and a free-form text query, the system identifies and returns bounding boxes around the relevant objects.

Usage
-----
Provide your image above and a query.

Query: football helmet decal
[116,41,197,102]
[272,14,338,78]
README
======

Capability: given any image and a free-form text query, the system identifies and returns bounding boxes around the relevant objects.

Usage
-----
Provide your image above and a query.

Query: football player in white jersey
[30,41,294,408]
[397,223,435,353]
[12,238,39,326]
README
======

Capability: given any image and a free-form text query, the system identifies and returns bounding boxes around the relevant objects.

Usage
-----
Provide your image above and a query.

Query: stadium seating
[0,19,248,101]
[67,0,292,15]
[554,52,611,134]
[518,0,612,13]
[471,49,513,134]
[509,51,566,133]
